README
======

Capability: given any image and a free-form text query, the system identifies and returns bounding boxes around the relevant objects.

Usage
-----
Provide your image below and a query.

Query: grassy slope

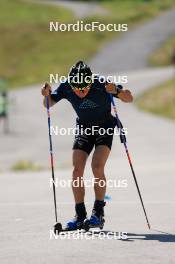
[136,79,175,120]
[148,34,175,66]
[102,0,175,24]
[1,0,175,88]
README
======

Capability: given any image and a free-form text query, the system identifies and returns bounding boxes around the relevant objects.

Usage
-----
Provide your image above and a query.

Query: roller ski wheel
[54,222,63,234]
[83,217,105,232]
[54,218,85,235]
[54,223,83,234]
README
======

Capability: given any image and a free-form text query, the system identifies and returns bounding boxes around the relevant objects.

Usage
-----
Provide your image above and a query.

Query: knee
[72,165,84,180]
[91,163,104,177]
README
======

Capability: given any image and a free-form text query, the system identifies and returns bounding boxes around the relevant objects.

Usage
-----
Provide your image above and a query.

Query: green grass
[102,0,175,25]
[149,34,175,66]
[1,0,175,89]
[12,160,44,171]
[136,79,175,120]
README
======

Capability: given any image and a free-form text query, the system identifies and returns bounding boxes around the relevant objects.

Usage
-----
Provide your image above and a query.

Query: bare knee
[91,162,105,178]
[72,165,84,180]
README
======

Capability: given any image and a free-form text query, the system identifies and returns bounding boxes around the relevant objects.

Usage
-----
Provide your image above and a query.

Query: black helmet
[68,61,92,90]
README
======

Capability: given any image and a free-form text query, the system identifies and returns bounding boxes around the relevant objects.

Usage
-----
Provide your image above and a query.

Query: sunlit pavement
[0,6,175,264]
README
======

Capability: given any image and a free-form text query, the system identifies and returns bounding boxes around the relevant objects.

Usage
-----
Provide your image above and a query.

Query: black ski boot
[66,202,87,230]
[83,200,106,231]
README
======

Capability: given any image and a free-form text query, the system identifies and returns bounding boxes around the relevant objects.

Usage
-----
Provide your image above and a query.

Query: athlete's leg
[66,150,88,229]
[86,145,110,225]
[91,145,110,201]
[72,149,88,204]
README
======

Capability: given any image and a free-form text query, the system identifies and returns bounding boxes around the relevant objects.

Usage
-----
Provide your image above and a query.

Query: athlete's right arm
[42,83,56,108]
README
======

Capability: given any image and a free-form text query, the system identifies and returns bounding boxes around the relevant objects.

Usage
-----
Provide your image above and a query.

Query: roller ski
[83,200,106,232]
[54,203,87,234]
[54,217,86,234]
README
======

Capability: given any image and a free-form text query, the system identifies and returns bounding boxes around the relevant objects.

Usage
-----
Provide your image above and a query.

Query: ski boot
[54,202,87,234]
[83,200,106,231]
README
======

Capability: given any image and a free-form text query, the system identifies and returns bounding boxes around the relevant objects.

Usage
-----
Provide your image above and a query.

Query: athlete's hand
[41,83,52,97]
[105,83,133,102]
[105,83,117,94]
[118,90,133,103]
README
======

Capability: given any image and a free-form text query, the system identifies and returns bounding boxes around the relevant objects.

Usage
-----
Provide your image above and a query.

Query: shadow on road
[87,230,175,243]
[126,233,175,243]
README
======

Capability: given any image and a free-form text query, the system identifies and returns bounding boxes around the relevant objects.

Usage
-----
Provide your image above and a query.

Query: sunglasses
[71,84,91,92]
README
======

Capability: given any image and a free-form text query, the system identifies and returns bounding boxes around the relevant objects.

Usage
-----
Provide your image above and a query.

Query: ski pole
[46,95,58,223]
[110,93,151,229]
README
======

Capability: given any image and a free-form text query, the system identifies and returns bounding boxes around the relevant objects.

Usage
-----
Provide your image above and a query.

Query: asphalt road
[0,5,175,264]
[90,9,175,73]
[0,66,175,264]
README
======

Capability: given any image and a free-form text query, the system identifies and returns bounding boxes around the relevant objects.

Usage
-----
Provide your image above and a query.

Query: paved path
[0,67,174,171]
[1,8,175,171]
[0,6,175,264]
[0,66,175,264]
[90,9,175,73]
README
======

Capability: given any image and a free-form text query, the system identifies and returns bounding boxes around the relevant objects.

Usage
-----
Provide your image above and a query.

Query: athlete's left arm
[105,83,133,103]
